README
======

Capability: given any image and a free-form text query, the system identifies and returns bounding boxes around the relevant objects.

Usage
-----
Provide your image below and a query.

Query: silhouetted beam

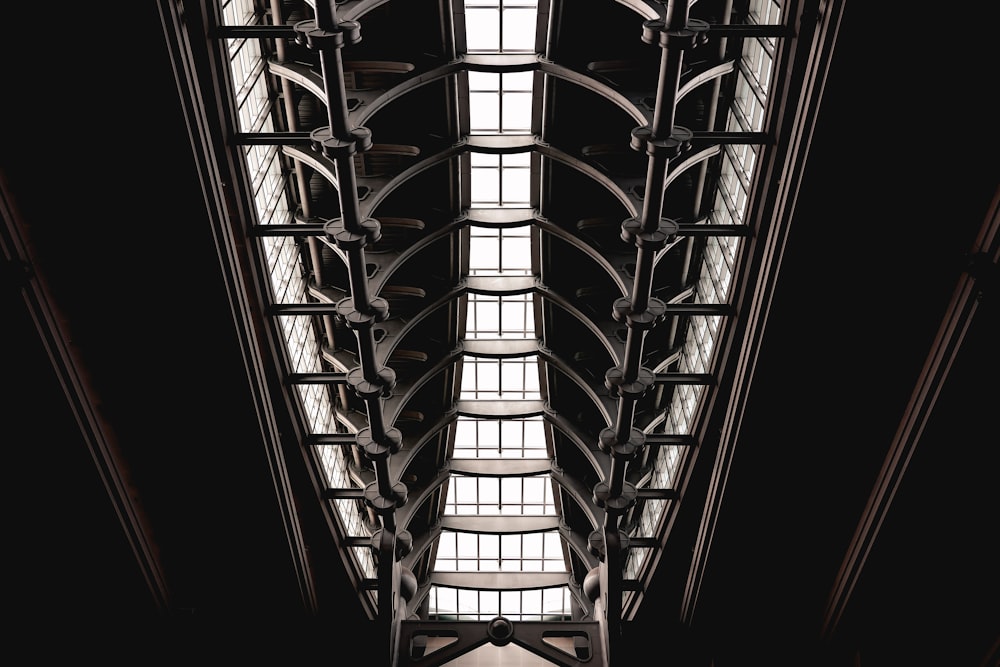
[249,223,327,236]
[286,372,349,384]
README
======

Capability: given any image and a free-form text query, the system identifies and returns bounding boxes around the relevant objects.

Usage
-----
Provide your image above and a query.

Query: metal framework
[156,0,844,664]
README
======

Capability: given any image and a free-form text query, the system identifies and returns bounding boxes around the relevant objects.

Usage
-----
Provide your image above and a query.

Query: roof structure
[2,1,998,665]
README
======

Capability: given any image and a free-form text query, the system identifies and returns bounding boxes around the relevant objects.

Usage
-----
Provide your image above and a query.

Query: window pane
[470,92,499,132]
[466,8,500,51]
[502,9,536,51]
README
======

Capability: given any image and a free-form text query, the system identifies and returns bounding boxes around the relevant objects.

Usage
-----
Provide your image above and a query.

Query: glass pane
[470,92,500,132]
[480,533,500,559]
[502,8,536,51]
[483,477,502,506]
[466,8,500,51]
[522,533,543,559]
[501,234,532,269]
[457,531,479,557]
[522,589,542,615]
[471,167,500,205]
[468,71,500,90]
[501,165,531,204]
[502,91,532,132]
[469,234,500,272]
[437,532,457,558]
[501,534,521,559]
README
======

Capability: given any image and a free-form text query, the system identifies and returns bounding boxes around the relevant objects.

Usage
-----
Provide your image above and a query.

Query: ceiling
[2,1,998,665]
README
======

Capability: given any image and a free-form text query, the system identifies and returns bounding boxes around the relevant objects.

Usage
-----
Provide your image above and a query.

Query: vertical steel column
[293,4,410,662]
[592,2,708,661]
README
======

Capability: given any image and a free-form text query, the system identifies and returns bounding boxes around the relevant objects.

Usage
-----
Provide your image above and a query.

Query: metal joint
[598,427,647,460]
[364,480,408,514]
[292,19,362,50]
[604,366,656,398]
[346,365,397,399]
[357,426,403,459]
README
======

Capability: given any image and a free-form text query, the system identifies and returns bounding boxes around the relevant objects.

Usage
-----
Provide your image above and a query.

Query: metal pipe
[629,247,654,312]
[347,247,373,312]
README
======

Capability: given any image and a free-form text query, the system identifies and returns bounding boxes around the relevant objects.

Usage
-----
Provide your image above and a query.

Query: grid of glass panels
[428,586,571,621]
[468,226,533,275]
[464,0,539,54]
[427,0,573,622]
[452,416,548,458]
[221,2,372,578]
[470,152,532,208]
[466,293,535,338]
[469,71,534,134]
[460,356,541,399]
[435,531,565,571]
[445,474,556,515]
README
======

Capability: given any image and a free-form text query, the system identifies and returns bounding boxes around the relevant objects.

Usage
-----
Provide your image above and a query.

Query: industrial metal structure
[3,1,997,665]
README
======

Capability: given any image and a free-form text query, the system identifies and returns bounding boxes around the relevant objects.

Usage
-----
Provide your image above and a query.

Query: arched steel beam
[449,458,551,477]
[281,144,340,193]
[677,59,735,102]
[383,347,464,426]
[369,285,461,366]
[430,571,568,590]
[401,520,442,572]
[397,465,451,534]
[614,0,662,21]
[440,516,561,535]
[533,213,631,297]
[544,408,610,484]
[560,521,600,573]
[389,407,458,483]
[663,144,721,192]
[549,462,603,534]
[536,342,617,427]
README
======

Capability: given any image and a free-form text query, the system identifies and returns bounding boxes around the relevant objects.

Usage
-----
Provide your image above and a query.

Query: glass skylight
[470,152,532,208]
[219,0,779,624]
[469,71,534,135]
[452,416,548,459]
[464,0,539,53]
[427,0,568,623]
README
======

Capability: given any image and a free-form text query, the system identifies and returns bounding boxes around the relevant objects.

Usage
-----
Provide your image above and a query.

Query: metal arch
[538,60,648,126]
[382,347,464,427]
[374,278,624,371]
[363,142,466,216]
[559,522,600,573]
[543,407,612,483]
[281,144,340,193]
[352,60,466,127]
[388,408,459,483]
[267,58,325,102]
[532,140,639,218]
[336,0,394,22]
[677,59,736,102]
[396,465,452,534]
[532,213,632,297]
[663,144,722,192]
[548,464,603,536]
[366,217,467,296]
[613,0,663,21]
[400,520,442,572]
[373,283,466,367]
[536,285,624,367]
[536,343,617,428]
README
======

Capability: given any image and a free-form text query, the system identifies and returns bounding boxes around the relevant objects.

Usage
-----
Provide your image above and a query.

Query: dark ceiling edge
[1,177,171,611]
[821,186,1000,640]
[680,0,846,625]
[156,0,319,612]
